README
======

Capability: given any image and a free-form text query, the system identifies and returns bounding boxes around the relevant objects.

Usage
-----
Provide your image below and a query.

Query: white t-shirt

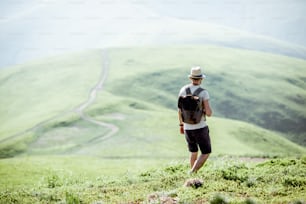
[178,84,210,130]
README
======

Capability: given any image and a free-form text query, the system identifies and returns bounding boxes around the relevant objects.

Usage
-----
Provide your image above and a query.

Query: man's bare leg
[190,152,198,168]
[190,153,210,173]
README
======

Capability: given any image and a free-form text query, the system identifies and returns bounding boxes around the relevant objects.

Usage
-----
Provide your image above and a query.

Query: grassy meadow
[0,45,306,203]
[0,156,305,203]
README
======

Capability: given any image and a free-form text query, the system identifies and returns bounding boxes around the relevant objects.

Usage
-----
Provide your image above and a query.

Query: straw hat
[188,66,206,79]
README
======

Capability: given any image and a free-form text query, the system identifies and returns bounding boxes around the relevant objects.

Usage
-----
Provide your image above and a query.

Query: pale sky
[1,0,305,68]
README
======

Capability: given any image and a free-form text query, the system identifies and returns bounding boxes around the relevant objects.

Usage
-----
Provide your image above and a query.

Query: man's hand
[180,126,184,134]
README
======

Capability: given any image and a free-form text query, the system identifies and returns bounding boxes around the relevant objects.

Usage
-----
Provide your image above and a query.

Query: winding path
[0,49,118,153]
[73,50,119,145]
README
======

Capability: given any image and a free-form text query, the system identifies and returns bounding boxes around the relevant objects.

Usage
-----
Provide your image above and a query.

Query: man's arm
[178,109,183,124]
[178,109,184,134]
[203,100,212,117]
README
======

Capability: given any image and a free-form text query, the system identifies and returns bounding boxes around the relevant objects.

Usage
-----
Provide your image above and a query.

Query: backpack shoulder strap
[185,87,192,95]
[193,87,205,96]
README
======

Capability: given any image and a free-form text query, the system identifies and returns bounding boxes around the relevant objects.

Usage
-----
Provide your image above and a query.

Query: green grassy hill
[1,45,306,204]
[0,50,103,140]
[0,45,306,159]
[106,46,306,144]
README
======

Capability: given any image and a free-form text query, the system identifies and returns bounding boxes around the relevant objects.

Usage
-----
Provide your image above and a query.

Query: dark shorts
[185,126,211,154]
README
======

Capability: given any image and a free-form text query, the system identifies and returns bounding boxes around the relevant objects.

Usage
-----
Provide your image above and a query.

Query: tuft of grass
[221,163,249,183]
[65,192,81,204]
[210,194,229,204]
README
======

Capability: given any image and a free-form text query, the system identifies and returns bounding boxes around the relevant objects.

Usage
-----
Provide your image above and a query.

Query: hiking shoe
[187,170,197,175]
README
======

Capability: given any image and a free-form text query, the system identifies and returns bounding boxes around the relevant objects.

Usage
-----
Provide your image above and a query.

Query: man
[178,66,212,174]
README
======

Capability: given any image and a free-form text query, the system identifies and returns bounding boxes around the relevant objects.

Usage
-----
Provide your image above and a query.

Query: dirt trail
[75,50,108,114]
[66,50,119,152]
[1,50,118,152]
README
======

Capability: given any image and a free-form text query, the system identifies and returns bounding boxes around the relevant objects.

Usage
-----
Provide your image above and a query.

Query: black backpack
[178,87,205,124]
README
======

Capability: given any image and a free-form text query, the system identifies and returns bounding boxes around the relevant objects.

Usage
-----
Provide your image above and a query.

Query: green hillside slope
[0,50,103,140]
[83,91,305,157]
[107,46,306,145]
[0,45,305,159]
[12,96,304,158]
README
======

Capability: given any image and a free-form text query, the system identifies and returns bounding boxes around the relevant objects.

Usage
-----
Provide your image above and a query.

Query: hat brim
[188,74,206,79]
